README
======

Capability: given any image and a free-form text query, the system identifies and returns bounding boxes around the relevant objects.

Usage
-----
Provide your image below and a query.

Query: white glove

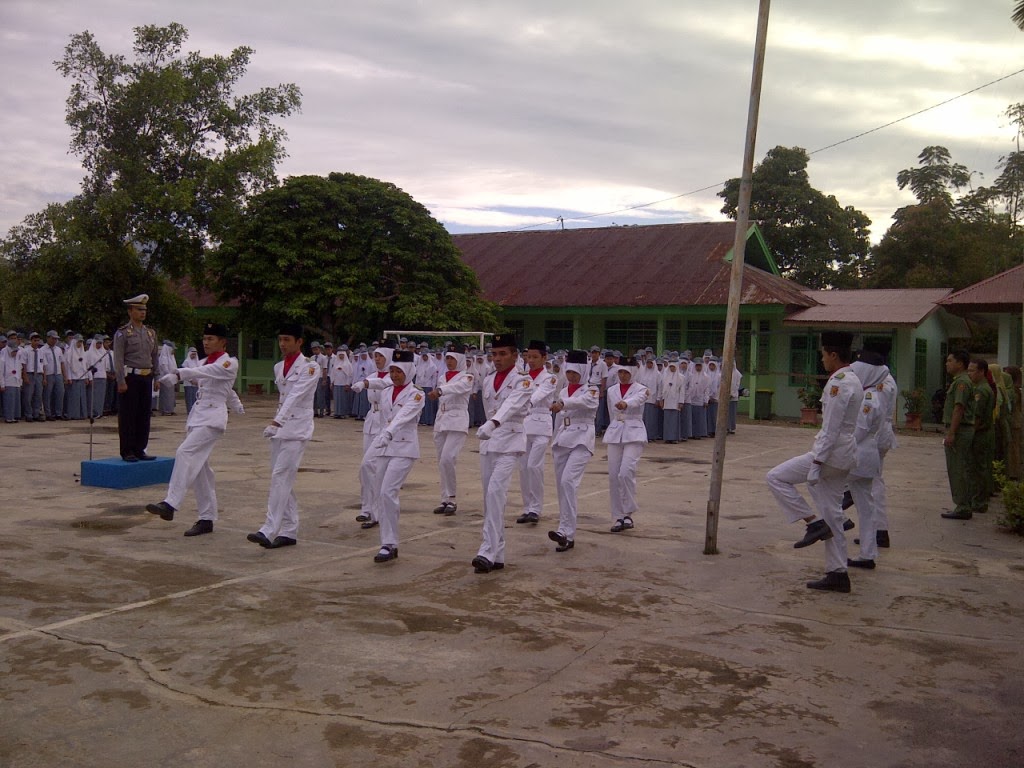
[233,404,245,415]
[371,431,392,452]
[262,424,279,439]
[807,463,821,486]
[476,421,496,440]
[350,379,365,393]
[159,373,178,387]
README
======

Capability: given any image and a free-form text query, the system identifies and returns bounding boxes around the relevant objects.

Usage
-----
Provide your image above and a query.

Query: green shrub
[993,461,1024,535]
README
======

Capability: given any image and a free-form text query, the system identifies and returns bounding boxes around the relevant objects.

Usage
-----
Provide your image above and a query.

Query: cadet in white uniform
[604,356,649,532]
[429,346,475,516]
[766,331,863,593]
[157,340,178,415]
[367,350,425,562]
[472,333,533,574]
[845,353,888,568]
[146,323,243,536]
[247,323,319,549]
[517,340,560,525]
[547,350,600,553]
[351,344,396,528]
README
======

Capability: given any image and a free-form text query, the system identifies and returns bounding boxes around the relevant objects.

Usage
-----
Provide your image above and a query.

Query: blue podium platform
[81,456,175,489]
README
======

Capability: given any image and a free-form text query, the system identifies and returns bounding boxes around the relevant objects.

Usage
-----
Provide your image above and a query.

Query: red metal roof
[938,264,1024,313]
[785,288,951,327]
[453,222,815,309]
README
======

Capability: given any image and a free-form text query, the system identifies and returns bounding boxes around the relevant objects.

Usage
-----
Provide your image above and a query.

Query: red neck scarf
[282,351,301,377]
[445,370,459,382]
[568,383,582,397]
[391,383,408,402]
[206,351,225,365]
[619,383,631,397]
[493,368,512,392]
[529,367,543,380]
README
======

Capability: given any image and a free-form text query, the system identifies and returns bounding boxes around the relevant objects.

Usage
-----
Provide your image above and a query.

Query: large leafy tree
[718,146,871,288]
[209,173,501,343]
[1,23,300,335]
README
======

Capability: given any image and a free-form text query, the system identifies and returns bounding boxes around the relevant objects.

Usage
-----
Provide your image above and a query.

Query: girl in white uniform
[429,347,475,515]
[603,356,649,532]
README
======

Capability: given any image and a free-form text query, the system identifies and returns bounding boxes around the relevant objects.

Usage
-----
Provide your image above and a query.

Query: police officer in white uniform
[247,322,319,549]
[367,350,425,563]
[146,322,243,536]
[604,356,650,532]
[766,331,863,593]
[547,350,600,553]
[472,333,533,574]
[428,346,475,515]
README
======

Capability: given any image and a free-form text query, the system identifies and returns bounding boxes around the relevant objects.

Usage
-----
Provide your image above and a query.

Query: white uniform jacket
[552,383,600,453]
[379,384,426,458]
[480,369,534,455]
[812,367,864,470]
[660,369,686,409]
[603,382,649,444]
[364,371,394,435]
[524,369,560,437]
[434,370,475,433]
[876,374,899,453]
[177,353,241,431]
[849,388,884,479]
[330,353,353,387]
[273,355,319,441]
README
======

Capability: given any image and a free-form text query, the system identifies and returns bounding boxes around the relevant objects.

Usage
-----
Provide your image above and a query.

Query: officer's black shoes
[122,454,139,463]
[356,513,370,522]
[515,512,539,524]
[270,536,296,548]
[847,558,876,569]
[610,517,634,532]
[794,519,833,548]
[841,490,854,510]
[547,530,574,552]
[137,453,156,461]
[374,545,398,563]
[842,518,855,531]
[877,530,890,548]
[146,501,175,521]
[806,571,851,593]
[472,555,495,573]
[360,520,379,530]
[246,531,273,548]
[941,510,973,520]
[184,520,213,537]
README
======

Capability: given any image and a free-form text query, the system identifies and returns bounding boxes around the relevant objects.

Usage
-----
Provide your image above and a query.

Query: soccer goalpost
[381,330,494,349]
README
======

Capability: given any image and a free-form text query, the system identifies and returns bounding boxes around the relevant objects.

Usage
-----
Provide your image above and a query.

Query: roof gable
[938,263,1024,312]
[786,288,951,327]
[453,222,809,309]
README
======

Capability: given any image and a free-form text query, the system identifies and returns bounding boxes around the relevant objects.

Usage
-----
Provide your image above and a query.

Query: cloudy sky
[2,0,1023,242]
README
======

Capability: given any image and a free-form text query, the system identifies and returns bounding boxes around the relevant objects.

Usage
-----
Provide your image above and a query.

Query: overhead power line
[512,66,1024,232]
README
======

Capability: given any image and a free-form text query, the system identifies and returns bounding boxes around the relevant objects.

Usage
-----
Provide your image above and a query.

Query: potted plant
[797,376,822,425]
[901,387,926,430]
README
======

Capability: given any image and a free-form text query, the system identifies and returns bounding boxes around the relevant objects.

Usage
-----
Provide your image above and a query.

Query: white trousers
[518,433,549,517]
[373,456,415,549]
[359,447,381,521]
[477,451,520,564]
[260,438,307,540]
[766,451,849,573]
[849,475,878,560]
[873,447,890,531]
[433,430,467,502]
[552,444,592,541]
[165,425,223,521]
[607,441,644,521]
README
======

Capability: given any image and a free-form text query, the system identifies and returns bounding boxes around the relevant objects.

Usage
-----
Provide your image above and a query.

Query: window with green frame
[605,320,657,353]
[664,319,682,349]
[686,319,725,355]
[503,319,525,342]
[789,333,822,385]
[544,320,574,350]
[914,338,927,389]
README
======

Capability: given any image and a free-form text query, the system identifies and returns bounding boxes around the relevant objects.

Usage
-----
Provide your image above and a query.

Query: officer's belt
[125,367,153,376]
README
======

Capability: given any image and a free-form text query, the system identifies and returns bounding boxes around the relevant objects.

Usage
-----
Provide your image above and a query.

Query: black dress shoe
[146,501,175,521]
[842,518,855,531]
[137,453,157,461]
[847,558,875,569]
[794,519,833,548]
[806,571,851,593]
[361,520,379,529]
[246,531,273,548]
[374,545,398,563]
[270,536,296,548]
[184,520,213,537]
[122,454,139,463]
[877,530,890,548]
[356,513,370,522]
[841,490,854,510]
[547,530,574,551]
[516,512,538,524]
[941,510,972,520]
[472,555,494,573]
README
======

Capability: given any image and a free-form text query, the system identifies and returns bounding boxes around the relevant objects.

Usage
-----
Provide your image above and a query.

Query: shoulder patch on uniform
[222,360,231,368]
[830,385,839,397]
[549,376,557,385]
[876,383,884,391]
[863,405,871,414]
[975,392,981,400]
[835,372,845,379]
[308,366,317,375]
[589,388,599,397]
[522,379,531,388]
[865,391,873,400]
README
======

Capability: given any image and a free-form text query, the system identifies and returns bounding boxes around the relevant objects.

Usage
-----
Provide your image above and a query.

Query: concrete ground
[1,398,1022,768]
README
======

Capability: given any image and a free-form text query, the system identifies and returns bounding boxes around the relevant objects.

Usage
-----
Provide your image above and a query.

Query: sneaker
[433,503,449,515]
[444,502,457,516]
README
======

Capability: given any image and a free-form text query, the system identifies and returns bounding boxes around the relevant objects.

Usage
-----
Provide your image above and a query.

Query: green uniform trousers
[944,426,975,516]
[971,426,995,512]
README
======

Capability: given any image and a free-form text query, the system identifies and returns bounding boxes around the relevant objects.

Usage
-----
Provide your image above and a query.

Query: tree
[718,146,871,288]
[1014,2,1024,30]
[209,173,501,343]
[56,22,300,280]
